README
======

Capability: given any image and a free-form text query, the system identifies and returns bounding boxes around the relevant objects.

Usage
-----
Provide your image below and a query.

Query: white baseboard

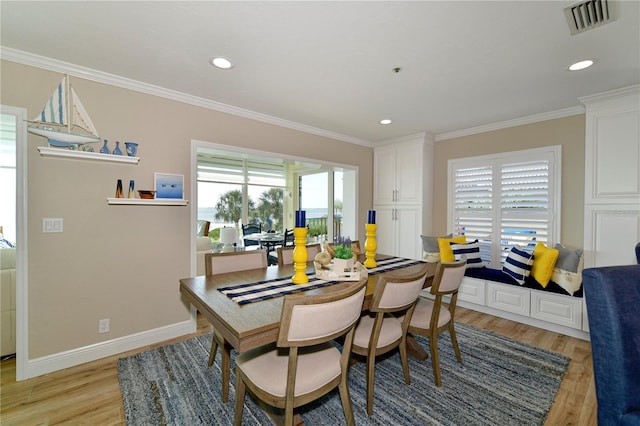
[22,318,197,380]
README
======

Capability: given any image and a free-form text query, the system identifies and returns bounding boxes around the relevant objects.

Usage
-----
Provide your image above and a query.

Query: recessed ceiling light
[567,59,596,71]
[210,57,234,70]
[379,119,392,125]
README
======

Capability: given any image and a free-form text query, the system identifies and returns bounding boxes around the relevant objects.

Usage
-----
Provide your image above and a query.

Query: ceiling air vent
[564,0,617,35]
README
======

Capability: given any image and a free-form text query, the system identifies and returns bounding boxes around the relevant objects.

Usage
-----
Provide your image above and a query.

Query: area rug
[118,322,569,425]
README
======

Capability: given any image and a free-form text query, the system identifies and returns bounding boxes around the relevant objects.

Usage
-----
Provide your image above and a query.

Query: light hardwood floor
[0,307,596,425]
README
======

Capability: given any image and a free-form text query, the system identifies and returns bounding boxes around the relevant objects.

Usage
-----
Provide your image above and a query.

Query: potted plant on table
[332,236,354,272]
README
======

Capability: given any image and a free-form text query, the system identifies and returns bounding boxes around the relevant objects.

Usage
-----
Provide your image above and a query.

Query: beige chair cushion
[236,342,341,398]
[287,287,366,341]
[409,297,452,330]
[353,313,403,348]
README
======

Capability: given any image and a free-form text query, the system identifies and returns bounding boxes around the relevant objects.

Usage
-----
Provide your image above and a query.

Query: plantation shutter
[449,147,559,269]
[453,165,494,264]
[500,160,551,262]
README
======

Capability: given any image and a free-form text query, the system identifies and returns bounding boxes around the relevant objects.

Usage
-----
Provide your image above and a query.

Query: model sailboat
[28,75,100,146]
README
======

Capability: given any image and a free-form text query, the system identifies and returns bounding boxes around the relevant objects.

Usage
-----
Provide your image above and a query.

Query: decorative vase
[364,223,378,268]
[113,141,122,155]
[292,227,309,284]
[128,180,135,198]
[125,142,138,157]
[115,179,124,198]
[333,257,355,272]
[100,139,110,154]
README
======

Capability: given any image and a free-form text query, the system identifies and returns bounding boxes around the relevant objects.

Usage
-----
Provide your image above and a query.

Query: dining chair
[268,228,294,265]
[351,267,429,415]
[241,223,262,248]
[407,257,467,386]
[276,243,322,267]
[234,281,367,426]
[203,250,268,402]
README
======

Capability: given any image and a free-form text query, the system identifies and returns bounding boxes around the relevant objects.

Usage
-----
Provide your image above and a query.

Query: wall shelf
[107,198,189,206]
[38,147,140,164]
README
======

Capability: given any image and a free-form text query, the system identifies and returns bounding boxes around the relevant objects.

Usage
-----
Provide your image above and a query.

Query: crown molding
[578,84,640,105]
[435,106,585,142]
[0,47,374,147]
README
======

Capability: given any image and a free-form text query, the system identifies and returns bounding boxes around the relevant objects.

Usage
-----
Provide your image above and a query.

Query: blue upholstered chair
[635,242,640,264]
[583,264,640,425]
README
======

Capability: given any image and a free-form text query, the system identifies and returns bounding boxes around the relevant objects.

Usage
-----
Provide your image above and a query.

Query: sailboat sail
[28,75,100,145]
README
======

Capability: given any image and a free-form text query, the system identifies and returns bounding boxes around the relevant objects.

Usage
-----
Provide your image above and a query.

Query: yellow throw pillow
[531,242,559,288]
[437,236,466,263]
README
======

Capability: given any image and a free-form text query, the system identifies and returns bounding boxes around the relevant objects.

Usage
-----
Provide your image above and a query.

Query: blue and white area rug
[118,322,569,425]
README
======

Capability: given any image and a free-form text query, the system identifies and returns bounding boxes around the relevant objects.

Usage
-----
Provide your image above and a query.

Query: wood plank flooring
[0,307,596,425]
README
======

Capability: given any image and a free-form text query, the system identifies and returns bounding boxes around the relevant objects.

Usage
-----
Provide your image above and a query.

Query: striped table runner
[219,257,424,305]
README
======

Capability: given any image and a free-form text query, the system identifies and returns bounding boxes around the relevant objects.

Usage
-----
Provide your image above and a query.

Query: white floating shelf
[107,198,189,206]
[38,147,140,164]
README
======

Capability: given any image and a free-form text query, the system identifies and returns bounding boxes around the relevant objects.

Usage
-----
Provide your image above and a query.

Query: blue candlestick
[367,210,376,224]
[295,210,306,227]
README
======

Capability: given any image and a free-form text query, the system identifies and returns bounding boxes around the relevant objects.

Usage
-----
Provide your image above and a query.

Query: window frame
[447,145,561,268]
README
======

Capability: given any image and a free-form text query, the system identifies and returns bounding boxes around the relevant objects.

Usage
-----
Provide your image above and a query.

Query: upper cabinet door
[583,87,640,205]
[373,145,398,205]
[373,140,423,206]
[395,142,422,205]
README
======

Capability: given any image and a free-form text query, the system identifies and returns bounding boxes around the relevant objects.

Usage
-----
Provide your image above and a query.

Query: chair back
[278,282,367,347]
[196,220,210,237]
[283,229,294,247]
[205,250,268,275]
[276,244,322,267]
[584,265,640,424]
[242,224,262,246]
[430,257,467,295]
[371,267,429,313]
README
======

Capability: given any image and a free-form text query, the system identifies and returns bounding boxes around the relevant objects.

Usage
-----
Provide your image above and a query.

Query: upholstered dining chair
[351,267,429,415]
[407,257,467,387]
[203,250,268,401]
[275,243,322,267]
[234,281,367,426]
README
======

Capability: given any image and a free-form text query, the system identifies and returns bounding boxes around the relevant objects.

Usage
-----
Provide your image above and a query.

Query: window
[0,113,17,243]
[197,154,287,232]
[448,146,561,268]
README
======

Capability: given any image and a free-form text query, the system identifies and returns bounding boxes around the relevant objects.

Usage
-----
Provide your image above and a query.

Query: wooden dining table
[179,253,435,403]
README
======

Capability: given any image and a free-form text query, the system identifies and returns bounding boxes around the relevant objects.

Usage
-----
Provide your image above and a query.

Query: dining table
[242,232,285,257]
[179,253,435,404]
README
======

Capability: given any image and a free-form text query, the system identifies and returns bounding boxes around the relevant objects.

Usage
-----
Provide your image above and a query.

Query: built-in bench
[456,267,589,340]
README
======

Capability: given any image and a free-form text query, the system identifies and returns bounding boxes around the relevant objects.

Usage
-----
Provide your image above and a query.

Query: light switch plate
[43,218,63,233]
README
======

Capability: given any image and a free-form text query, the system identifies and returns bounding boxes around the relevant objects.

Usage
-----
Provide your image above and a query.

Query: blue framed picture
[155,173,184,199]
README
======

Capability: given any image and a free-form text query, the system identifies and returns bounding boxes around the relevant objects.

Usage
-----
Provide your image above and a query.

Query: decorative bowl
[138,190,156,199]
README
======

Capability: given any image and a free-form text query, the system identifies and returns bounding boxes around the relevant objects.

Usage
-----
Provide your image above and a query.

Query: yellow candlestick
[363,223,378,268]
[292,227,309,284]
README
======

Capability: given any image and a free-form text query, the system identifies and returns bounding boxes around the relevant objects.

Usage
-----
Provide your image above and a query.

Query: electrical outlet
[99,318,110,333]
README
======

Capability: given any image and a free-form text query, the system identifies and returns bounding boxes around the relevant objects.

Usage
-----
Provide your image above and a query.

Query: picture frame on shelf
[154,173,184,199]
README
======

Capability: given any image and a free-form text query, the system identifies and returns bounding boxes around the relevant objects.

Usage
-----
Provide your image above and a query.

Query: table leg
[407,333,429,360]
[221,338,232,403]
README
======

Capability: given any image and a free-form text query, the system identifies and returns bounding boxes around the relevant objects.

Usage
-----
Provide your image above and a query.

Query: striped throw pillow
[450,239,483,268]
[503,246,534,284]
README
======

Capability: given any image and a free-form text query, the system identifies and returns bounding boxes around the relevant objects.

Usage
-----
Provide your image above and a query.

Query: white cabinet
[373,141,423,205]
[375,205,422,259]
[458,276,589,340]
[581,86,640,268]
[373,138,428,259]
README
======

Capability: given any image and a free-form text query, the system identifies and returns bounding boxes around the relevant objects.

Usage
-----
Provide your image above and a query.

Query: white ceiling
[1,1,639,145]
